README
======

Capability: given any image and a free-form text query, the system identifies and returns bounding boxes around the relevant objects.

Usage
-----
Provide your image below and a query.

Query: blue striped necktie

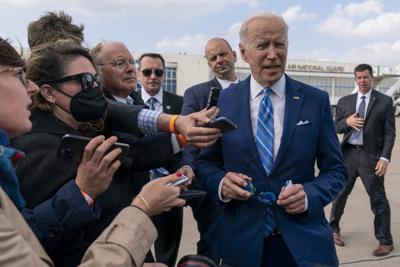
[256,87,276,236]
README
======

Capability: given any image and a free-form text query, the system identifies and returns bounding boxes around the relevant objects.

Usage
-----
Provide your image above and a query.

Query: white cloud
[342,40,400,66]
[156,34,208,54]
[317,0,400,38]
[282,5,317,25]
[342,0,382,18]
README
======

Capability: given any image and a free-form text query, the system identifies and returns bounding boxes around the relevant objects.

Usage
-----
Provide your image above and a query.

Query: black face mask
[55,86,108,122]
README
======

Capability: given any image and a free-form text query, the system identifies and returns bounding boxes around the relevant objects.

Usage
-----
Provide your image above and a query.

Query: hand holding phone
[167,175,189,186]
[208,116,237,133]
[58,134,130,162]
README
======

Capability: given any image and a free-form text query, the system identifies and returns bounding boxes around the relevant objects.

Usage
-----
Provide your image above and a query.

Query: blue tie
[147,96,170,179]
[350,95,366,144]
[256,88,274,176]
[256,87,276,236]
[148,97,156,110]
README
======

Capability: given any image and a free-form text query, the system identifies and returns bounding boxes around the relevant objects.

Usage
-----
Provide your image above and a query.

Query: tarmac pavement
[177,118,400,267]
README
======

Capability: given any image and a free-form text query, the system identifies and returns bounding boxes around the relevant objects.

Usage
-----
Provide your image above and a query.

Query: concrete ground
[176,118,400,266]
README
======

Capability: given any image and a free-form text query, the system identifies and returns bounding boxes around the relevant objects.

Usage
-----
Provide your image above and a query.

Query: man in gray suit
[330,63,395,256]
[180,38,238,260]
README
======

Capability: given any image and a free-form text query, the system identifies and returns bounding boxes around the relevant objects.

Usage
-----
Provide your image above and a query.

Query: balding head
[204,38,237,81]
[92,41,137,98]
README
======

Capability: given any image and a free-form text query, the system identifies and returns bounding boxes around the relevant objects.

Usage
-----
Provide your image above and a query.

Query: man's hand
[175,107,222,148]
[375,159,388,177]
[346,112,364,131]
[277,184,306,214]
[221,172,252,200]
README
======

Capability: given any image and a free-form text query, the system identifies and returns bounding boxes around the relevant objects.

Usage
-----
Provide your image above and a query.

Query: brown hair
[28,11,84,49]
[138,53,165,69]
[27,40,94,112]
[0,37,24,67]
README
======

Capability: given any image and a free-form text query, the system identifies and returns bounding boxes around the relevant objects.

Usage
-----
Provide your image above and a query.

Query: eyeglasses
[0,67,28,87]
[49,73,101,91]
[100,59,135,70]
[141,68,164,77]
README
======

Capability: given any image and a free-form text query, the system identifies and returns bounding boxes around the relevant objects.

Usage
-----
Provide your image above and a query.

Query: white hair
[239,11,288,45]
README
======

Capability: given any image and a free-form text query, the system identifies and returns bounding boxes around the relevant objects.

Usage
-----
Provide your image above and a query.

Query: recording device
[167,175,189,186]
[206,87,221,109]
[208,116,237,133]
[57,134,130,162]
[179,190,207,200]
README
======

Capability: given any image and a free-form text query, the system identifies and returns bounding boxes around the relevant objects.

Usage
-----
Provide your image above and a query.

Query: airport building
[133,52,399,106]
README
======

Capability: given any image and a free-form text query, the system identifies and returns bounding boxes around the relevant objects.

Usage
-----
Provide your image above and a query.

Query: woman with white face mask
[0,37,185,267]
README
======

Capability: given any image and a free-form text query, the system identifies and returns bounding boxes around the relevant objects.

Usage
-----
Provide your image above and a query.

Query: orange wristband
[169,115,179,133]
[177,134,188,147]
[81,190,94,207]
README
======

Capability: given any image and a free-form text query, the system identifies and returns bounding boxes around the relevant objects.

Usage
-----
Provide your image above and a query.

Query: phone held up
[208,116,237,133]
[206,87,221,110]
[57,134,130,162]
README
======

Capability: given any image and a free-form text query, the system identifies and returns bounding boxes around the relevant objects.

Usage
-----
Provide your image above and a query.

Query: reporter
[0,36,185,267]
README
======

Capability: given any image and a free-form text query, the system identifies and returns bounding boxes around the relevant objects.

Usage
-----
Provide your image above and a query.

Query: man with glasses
[137,53,185,267]
[92,43,187,266]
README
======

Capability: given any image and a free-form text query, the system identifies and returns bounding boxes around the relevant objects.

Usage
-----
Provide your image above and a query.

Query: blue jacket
[197,75,347,267]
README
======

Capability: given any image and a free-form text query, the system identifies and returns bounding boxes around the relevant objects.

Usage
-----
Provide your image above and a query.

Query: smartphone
[57,134,130,162]
[206,87,221,110]
[167,175,189,186]
[208,116,237,133]
[179,190,207,200]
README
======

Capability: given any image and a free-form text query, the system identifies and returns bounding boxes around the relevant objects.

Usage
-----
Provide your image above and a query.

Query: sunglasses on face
[141,68,164,77]
[50,73,101,91]
[0,67,28,87]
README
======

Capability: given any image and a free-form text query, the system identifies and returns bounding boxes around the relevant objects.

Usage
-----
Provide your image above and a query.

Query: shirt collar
[216,76,239,89]
[112,94,133,104]
[250,74,286,100]
[141,87,163,104]
[357,88,372,100]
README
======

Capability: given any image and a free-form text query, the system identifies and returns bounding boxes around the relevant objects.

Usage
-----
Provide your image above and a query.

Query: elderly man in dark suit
[180,37,238,260]
[91,42,190,266]
[330,63,395,256]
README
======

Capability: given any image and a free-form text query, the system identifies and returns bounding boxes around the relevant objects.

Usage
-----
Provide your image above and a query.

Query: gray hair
[239,11,289,45]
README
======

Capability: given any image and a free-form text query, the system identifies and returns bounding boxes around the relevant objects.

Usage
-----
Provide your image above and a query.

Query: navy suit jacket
[180,78,222,169]
[196,75,346,267]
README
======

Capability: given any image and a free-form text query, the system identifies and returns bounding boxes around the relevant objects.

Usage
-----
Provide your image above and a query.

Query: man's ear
[232,50,238,63]
[39,84,56,104]
[239,43,248,63]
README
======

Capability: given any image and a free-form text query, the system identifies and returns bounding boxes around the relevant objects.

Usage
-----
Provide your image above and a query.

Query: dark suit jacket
[335,90,396,160]
[196,75,347,267]
[180,78,222,170]
[138,89,183,115]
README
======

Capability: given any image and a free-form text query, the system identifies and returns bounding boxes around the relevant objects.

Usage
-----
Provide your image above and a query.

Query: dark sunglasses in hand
[49,73,101,91]
[141,68,164,77]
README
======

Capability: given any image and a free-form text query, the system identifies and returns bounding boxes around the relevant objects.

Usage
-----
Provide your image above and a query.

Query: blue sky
[1,0,399,70]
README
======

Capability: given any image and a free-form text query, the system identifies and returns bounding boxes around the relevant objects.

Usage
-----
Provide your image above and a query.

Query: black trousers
[330,147,393,245]
[187,179,221,262]
[261,234,297,267]
[153,206,183,266]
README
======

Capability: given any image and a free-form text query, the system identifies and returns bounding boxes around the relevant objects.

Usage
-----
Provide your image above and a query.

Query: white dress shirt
[141,88,163,112]
[216,76,239,89]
